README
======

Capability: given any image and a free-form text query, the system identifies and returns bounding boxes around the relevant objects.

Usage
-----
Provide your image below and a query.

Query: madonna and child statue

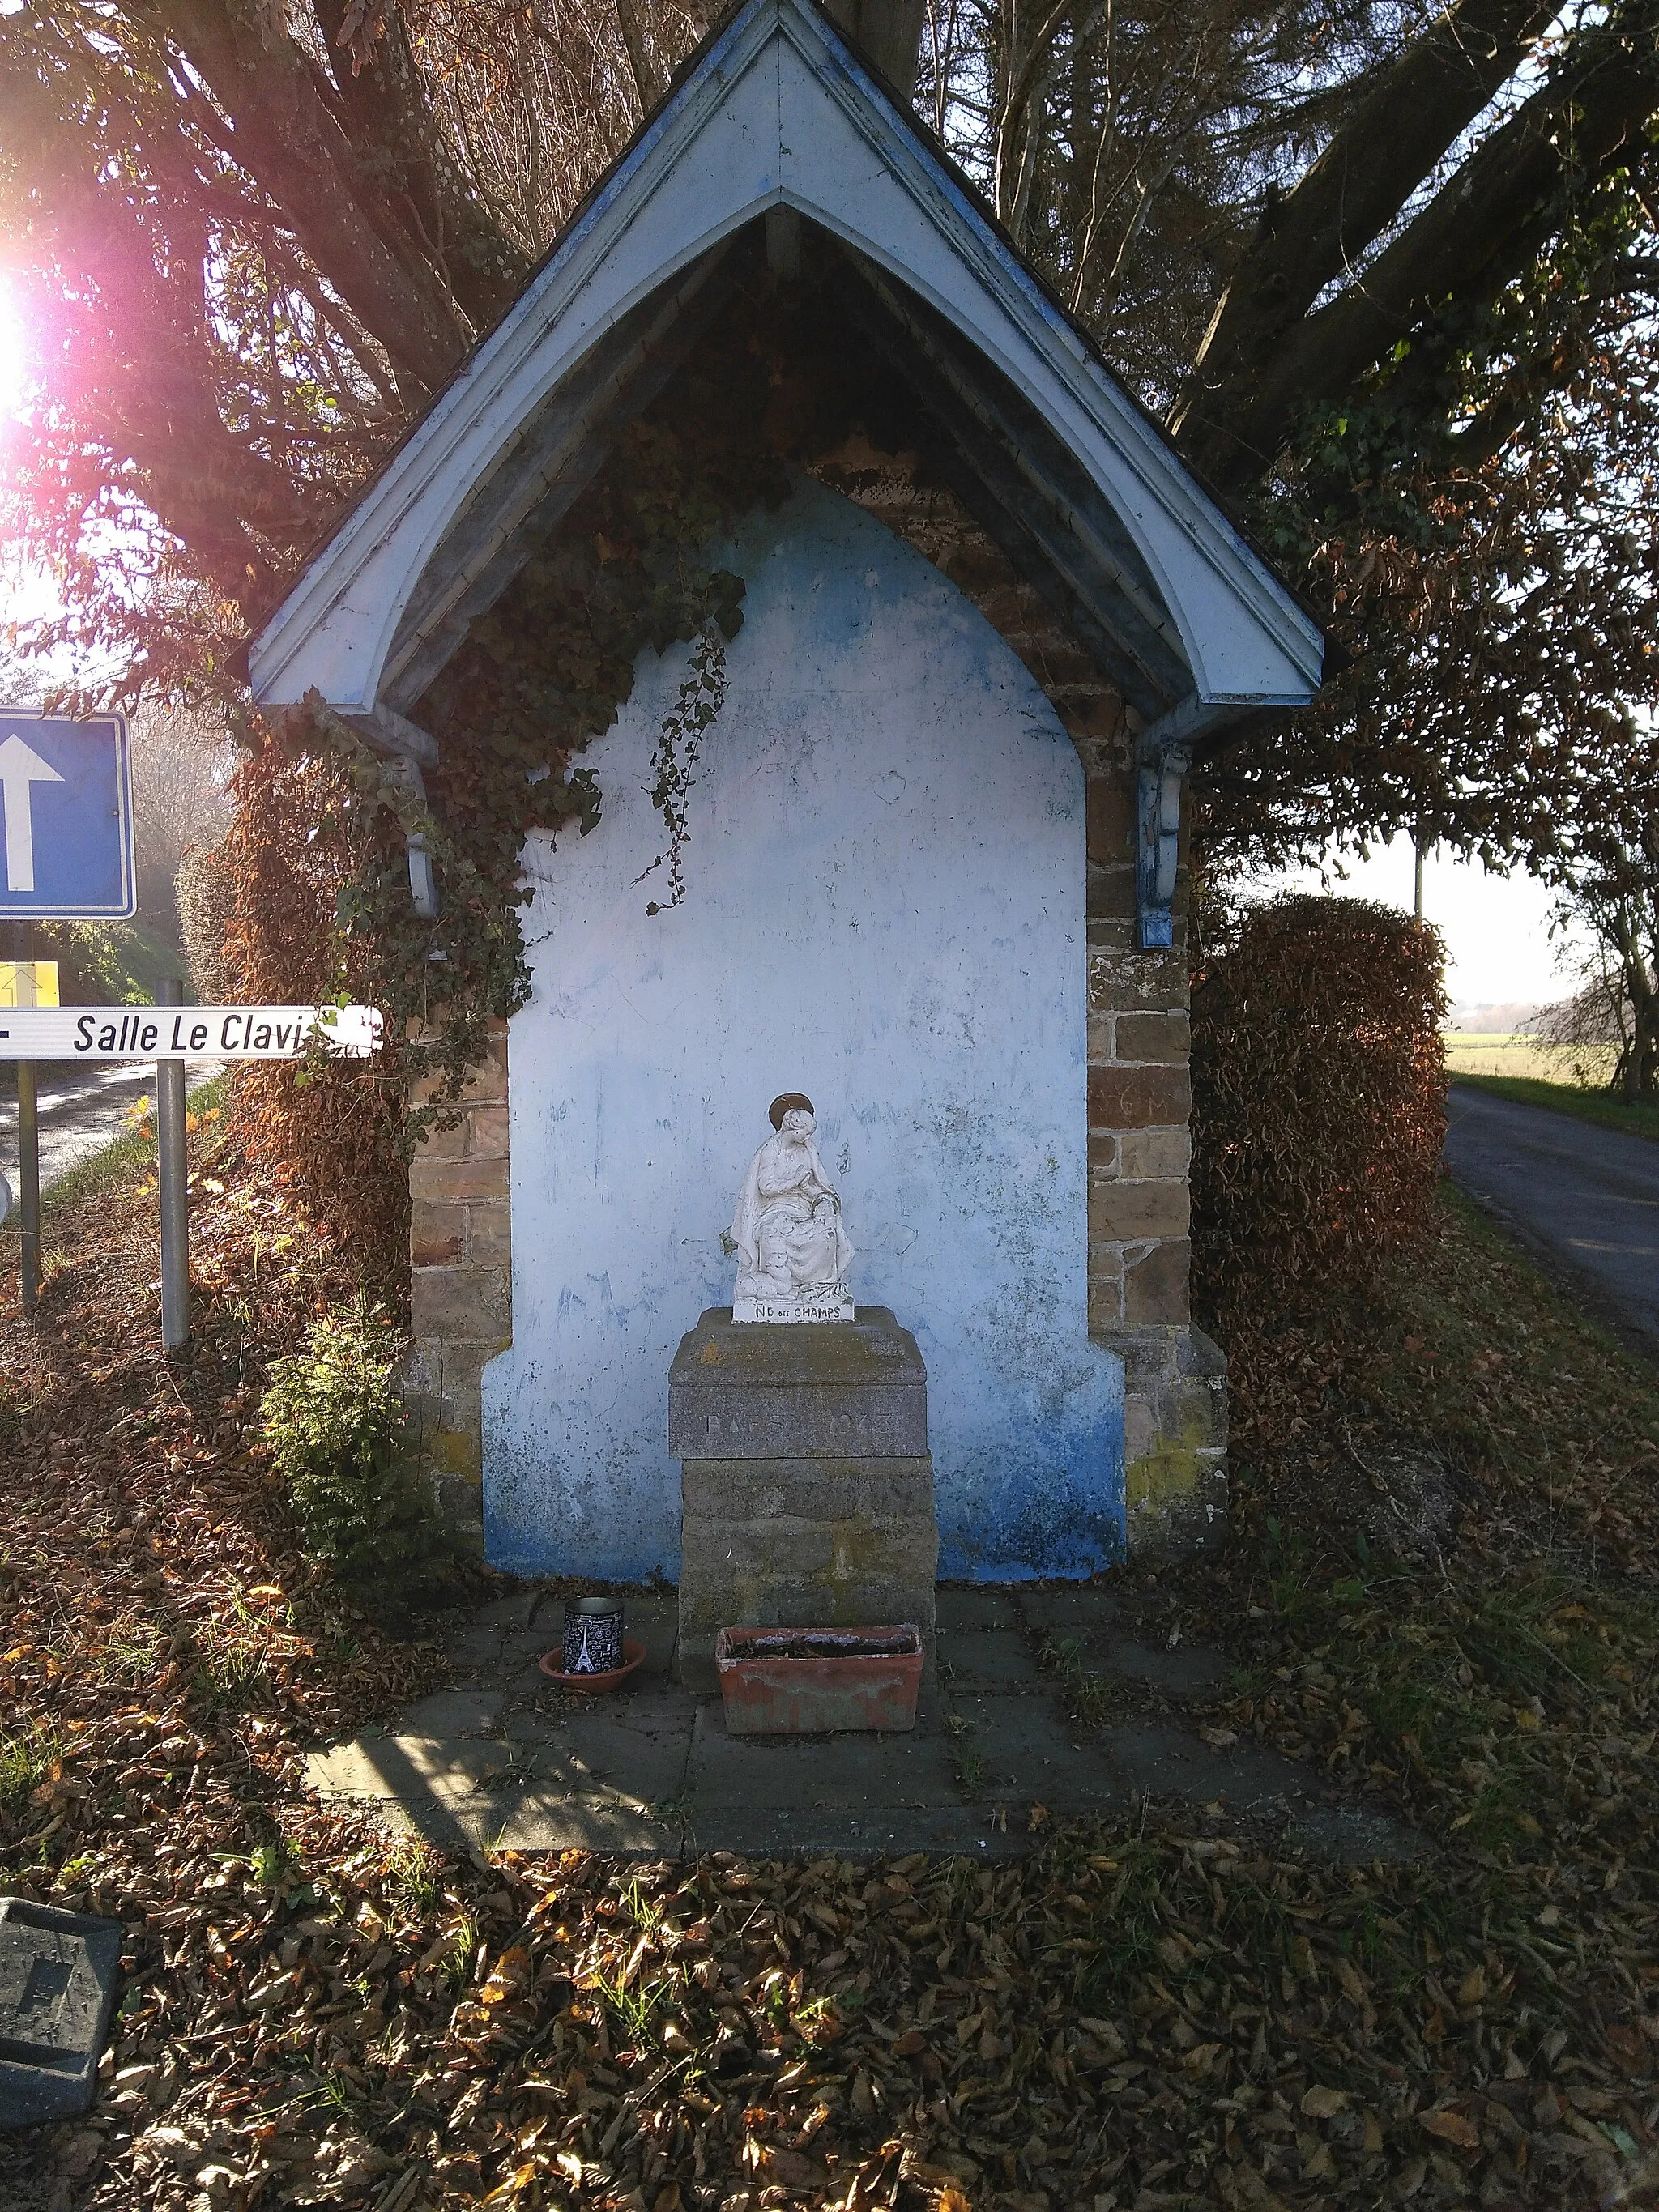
[729,1093,855,1323]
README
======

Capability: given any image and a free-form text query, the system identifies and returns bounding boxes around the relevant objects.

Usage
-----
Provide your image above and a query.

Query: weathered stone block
[1120,1126,1192,1179]
[1098,1325,1228,1558]
[681,1493,938,1588]
[1086,1131,1122,1174]
[411,1263,510,1339]
[1115,1011,1191,1063]
[410,1204,465,1268]
[1124,1237,1191,1324]
[670,1311,938,1694]
[1089,948,1189,1012]
[1086,774,1133,859]
[410,1113,470,1160]
[408,1030,508,1108]
[464,1202,512,1259]
[682,1457,936,1526]
[403,1334,497,1405]
[1036,637,1104,689]
[676,1452,939,1694]
[1085,863,1139,919]
[1088,1063,1192,1130]
[1088,1272,1125,1331]
[667,1308,926,1460]
[410,1154,511,1204]
[0,1897,123,2127]
[1059,692,1125,744]
[972,582,1027,629]
[466,1104,510,1157]
[1089,1178,1191,1240]
[434,1470,485,1552]
[1086,916,1137,953]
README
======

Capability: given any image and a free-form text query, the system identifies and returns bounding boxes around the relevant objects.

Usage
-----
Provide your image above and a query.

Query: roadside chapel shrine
[249,0,1324,1587]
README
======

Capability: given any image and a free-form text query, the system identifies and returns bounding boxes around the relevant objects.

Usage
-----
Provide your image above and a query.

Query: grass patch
[1441,1030,1616,1083]
[0,1721,58,1816]
[1449,1068,1659,1144]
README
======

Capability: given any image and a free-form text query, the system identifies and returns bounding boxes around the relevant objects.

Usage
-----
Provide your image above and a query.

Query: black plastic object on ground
[0,1896,123,2128]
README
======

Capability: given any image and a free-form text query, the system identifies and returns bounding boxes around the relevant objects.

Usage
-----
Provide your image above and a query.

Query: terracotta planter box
[714,1625,923,1735]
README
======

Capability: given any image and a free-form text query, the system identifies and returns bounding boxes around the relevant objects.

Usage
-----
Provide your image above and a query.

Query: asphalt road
[0,1059,220,1213]
[1444,1083,1659,1359]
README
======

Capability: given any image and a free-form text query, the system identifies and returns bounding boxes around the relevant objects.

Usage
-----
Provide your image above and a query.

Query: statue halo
[768,1092,814,1130]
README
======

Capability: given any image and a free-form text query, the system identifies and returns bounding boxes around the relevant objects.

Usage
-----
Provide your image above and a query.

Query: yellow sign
[0,961,59,1008]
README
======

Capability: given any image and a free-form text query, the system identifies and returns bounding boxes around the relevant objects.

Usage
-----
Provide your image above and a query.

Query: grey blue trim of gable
[250,0,1324,969]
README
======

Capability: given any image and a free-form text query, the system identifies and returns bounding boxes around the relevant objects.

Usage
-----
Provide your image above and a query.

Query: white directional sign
[0,711,134,919]
[0,733,62,893]
[0,1004,382,1061]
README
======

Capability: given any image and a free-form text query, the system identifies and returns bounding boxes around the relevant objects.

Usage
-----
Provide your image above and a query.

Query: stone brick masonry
[403,1022,511,1545]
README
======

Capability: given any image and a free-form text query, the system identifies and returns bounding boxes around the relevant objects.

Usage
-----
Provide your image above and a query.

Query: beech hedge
[1191,893,1448,1331]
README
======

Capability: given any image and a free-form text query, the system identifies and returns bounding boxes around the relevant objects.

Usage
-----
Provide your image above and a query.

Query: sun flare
[0,279,33,420]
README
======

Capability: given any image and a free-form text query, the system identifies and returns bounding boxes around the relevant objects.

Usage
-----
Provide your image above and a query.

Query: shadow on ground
[307,1584,1427,1865]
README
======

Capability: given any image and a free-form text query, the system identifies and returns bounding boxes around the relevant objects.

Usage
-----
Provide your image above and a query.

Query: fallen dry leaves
[1,1152,1657,2212]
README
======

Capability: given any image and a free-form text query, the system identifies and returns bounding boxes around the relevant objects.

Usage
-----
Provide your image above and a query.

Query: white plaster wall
[482,479,1123,1581]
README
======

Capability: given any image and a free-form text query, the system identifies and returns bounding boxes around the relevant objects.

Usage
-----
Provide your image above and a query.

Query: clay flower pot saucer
[538,1637,646,1692]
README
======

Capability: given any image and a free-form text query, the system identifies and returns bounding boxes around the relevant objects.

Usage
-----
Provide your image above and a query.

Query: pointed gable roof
[249,0,1322,736]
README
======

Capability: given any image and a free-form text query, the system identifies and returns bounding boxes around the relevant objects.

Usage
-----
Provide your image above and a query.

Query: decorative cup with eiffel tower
[561,1595,625,1676]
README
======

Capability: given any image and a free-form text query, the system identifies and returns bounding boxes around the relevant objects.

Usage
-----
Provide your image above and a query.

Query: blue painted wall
[481,479,1124,1580]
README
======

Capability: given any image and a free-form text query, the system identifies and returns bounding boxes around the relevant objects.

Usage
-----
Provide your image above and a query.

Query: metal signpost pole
[156,979,190,1351]
[16,1055,39,1319]
[4,919,41,1317]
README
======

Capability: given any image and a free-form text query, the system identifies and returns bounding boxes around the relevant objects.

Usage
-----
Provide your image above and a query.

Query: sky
[1264,842,1577,1013]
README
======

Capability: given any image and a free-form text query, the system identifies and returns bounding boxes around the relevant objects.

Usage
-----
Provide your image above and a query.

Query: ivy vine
[282,408,787,1116]
[636,622,729,913]
[242,270,924,1166]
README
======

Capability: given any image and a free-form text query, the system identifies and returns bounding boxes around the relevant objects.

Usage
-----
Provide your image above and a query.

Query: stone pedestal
[668,1306,938,1695]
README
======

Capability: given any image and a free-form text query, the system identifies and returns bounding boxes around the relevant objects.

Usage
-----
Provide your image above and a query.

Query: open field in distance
[1441,1031,1617,1084]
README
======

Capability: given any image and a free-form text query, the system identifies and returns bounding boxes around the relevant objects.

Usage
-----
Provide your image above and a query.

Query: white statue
[731,1093,854,1322]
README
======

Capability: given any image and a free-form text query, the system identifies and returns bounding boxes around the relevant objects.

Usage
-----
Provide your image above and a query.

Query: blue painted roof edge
[250,0,1324,688]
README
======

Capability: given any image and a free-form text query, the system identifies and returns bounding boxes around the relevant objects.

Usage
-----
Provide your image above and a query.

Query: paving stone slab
[935,1630,1045,1691]
[401,1792,685,1856]
[392,1690,506,1738]
[310,1584,1430,1866]
[467,1584,544,1631]
[945,1695,1126,1807]
[934,1588,1021,1631]
[679,1807,1030,1861]
[307,1733,510,1802]
[0,1898,123,2129]
[445,1624,508,1673]
[1087,1639,1232,1700]
[616,1596,679,1677]
[1014,1585,1122,1634]
[512,1687,695,1743]
[1102,1725,1315,1812]
[522,1719,692,1808]
[687,1709,963,1810]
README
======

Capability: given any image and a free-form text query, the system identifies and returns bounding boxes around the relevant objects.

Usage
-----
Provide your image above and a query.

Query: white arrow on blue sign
[0,711,135,920]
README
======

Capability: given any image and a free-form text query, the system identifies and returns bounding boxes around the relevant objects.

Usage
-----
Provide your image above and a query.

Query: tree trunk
[823,0,928,97]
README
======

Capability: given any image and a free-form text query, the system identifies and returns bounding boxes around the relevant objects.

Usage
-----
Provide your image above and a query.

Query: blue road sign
[0,712,134,921]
